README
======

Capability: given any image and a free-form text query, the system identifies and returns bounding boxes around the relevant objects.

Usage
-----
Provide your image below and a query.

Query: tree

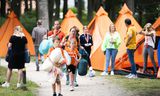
[24,0,29,12]
[87,0,94,22]
[125,0,135,13]
[11,0,21,18]
[30,0,33,11]
[55,0,60,20]
[77,0,83,21]
[63,0,68,18]
[48,0,54,27]
[0,0,6,17]
[37,0,49,30]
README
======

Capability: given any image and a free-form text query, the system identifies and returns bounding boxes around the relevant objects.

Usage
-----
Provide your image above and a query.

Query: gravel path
[0,58,136,96]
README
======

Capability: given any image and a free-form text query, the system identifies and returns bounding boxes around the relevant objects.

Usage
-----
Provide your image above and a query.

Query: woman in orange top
[65,38,81,91]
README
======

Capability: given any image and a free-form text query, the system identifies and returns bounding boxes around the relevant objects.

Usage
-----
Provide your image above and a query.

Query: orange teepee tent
[115,4,158,70]
[152,17,160,36]
[0,11,35,57]
[88,6,113,71]
[61,9,83,35]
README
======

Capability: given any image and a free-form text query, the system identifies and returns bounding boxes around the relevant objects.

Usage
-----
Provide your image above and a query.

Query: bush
[20,11,37,34]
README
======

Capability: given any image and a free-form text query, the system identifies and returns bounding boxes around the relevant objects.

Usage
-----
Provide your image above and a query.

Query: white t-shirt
[144,30,156,48]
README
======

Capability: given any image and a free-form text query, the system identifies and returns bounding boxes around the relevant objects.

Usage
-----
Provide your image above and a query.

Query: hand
[126,43,129,47]
[103,51,106,55]
[84,43,89,46]
[80,46,84,49]
[88,43,92,46]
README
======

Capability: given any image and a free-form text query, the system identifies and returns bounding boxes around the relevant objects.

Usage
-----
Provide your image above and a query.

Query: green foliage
[0,66,38,96]
[0,17,6,27]
[70,7,78,13]
[20,11,37,34]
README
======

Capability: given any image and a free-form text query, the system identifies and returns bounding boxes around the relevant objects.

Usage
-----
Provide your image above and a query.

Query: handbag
[25,49,30,63]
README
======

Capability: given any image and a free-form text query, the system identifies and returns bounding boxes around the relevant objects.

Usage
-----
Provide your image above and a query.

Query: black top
[80,34,93,55]
[8,35,27,69]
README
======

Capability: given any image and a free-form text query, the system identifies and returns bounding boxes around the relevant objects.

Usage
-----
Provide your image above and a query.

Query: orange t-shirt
[65,47,79,66]
[47,30,65,41]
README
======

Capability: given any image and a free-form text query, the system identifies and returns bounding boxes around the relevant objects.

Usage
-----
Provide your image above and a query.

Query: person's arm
[114,32,121,48]
[126,30,133,47]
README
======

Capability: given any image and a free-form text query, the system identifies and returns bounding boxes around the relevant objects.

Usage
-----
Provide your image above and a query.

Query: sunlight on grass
[104,75,160,96]
[0,66,38,96]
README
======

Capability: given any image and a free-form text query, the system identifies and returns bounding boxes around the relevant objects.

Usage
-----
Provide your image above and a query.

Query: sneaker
[125,73,132,78]
[110,71,114,76]
[58,93,63,96]
[53,93,57,96]
[2,82,10,88]
[101,71,108,76]
[70,86,74,91]
[74,82,78,87]
[17,83,22,88]
[66,81,69,85]
[128,74,138,79]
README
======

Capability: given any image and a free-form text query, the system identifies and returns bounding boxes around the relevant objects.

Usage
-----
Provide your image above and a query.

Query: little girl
[47,37,64,96]
[65,38,81,91]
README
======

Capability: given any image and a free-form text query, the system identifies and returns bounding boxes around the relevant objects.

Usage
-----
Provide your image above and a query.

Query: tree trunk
[24,0,29,12]
[48,0,54,28]
[125,0,134,13]
[87,0,93,22]
[55,0,60,20]
[1,0,6,17]
[63,0,68,19]
[35,0,38,20]
[38,0,49,30]
[77,0,83,21]
[30,0,32,11]
[11,0,21,18]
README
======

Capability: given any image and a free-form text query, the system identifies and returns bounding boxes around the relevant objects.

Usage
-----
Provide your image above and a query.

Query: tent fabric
[0,11,35,57]
[115,4,159,70]
[88,6,113,71]
[152,17,160,36]
[61,9,83,35]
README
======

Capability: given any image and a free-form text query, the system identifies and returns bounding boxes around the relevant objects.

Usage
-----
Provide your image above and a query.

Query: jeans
[127,49,137,74]
[35,46,44,69]
[105,49,118,72]
[143,46,157,73]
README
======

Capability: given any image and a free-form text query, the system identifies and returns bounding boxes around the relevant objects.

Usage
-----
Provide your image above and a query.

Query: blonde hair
[13,26,24,37]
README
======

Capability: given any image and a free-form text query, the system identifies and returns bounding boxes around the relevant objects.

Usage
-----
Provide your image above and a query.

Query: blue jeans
[127,49,137,74]
[35,46,44,68]
[105,49,118,72]
[143,46,157,73]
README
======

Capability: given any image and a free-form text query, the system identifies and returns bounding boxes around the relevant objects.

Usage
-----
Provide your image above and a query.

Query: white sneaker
[2,82,10,88]
[101,71,108,76]
[125,73,132,78]
[17,83,22,88]
[70,86,74,91]
[110,71,114,75]
[128,74,138,79]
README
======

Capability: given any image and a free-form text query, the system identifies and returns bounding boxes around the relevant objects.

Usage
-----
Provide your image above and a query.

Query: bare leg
[17,69,23,83]
[52,83,56,93]
[6,68,12,83]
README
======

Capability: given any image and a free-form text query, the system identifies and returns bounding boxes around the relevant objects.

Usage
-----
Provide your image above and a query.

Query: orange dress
[65,47,79,67]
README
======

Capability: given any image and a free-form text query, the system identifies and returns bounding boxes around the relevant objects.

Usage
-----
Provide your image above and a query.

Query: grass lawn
[104,75,160,96]
[0,66,38,96]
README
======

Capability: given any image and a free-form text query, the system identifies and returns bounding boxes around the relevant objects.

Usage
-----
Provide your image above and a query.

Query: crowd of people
[1,18,159,96]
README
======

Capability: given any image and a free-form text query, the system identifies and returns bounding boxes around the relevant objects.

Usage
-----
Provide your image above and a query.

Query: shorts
[67,64,76,74]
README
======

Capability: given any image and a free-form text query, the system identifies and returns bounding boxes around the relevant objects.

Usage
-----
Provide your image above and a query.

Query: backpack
[151,36,160,50]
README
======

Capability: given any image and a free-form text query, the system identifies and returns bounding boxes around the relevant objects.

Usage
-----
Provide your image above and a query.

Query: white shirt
[144,30,156,48]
